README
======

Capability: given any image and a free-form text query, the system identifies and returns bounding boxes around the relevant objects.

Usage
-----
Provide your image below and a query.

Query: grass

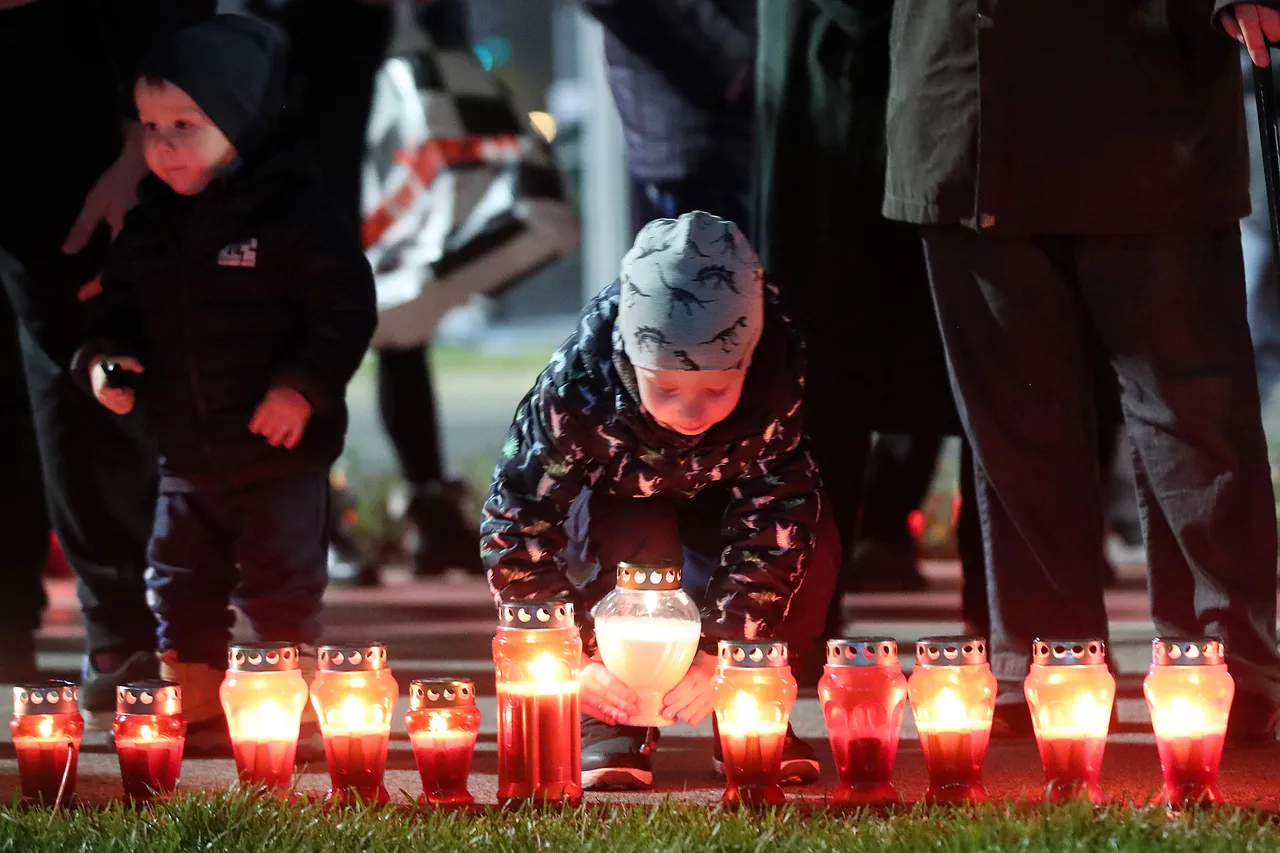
[2,794,1280,853]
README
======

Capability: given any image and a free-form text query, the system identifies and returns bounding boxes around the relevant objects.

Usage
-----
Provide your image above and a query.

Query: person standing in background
[0,0,213,726]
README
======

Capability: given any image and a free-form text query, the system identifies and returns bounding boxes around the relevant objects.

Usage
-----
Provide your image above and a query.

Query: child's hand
[90,356,143,415]
[662,650,717,726]
[249,386,313,449]
[580,654,638,726]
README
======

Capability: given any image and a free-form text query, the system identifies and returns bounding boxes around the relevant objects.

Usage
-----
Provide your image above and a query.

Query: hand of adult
[1223,4,1280,67]
[62,126,149,255]
[580,655,638,726]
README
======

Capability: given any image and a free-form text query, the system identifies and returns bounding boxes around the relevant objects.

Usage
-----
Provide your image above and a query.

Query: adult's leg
[0,263,48,680]
[850,433,942,589]
[1079,229,1280,738]
[922,227,1110,704]
[956,440,988,635]
[1242,48,1280,409]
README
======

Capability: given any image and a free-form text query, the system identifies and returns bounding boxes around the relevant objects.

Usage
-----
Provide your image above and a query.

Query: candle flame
[325,694,384,734]
[527,653,563,682]
[37,717,53,739]
[139,724,156,742]
[241,700,295,740]
[731,691,761,726]
[428,714,450,735]
[1154,696,1220,738]
[933,688,967,723]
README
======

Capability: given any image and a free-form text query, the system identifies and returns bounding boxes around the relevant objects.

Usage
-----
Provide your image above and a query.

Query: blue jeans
[146,471,330,667]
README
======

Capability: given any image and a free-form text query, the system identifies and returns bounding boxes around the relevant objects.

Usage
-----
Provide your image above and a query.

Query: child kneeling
[482,211,839,790]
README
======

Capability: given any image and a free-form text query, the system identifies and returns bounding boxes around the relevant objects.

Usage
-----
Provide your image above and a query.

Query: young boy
[482,210,839,790]
[73,15,377,750]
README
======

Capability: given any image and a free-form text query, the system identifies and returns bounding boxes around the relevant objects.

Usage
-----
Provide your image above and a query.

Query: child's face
[634,367,747,436]
[135,80,237,196]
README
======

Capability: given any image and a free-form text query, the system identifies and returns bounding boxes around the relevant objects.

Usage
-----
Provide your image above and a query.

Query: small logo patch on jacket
[217,239,258,268]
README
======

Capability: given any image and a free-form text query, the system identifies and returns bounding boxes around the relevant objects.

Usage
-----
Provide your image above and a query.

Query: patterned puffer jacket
[481,277,823,651]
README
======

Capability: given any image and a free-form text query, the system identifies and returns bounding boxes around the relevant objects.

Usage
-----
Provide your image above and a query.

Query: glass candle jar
[819,638,907,806]
[711,640,797,808]
[1143,638,1234,807]
[908,636,997,803]
[592,562,702,726]
[406,679,481,806]
[310,643,398,805]
[493,597,583,806]
[113,680,186,803]
[1023,638,1114,803]
[220,644,309,791]
[11,682,83,806]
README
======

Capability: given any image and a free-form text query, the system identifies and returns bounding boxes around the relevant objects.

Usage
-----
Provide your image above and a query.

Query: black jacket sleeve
[581,0,753,110]
[271,202,378,414]
[94,0,217,118]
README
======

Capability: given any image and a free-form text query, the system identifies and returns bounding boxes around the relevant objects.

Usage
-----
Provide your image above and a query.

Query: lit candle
[1023,639,1114,803]
[311,644,398,806]
[908,636,996,804]
[113,680,186,803]
[220,644,309,792]
[711,640,797,808]
[1144,638,1233,807]
[493,598,583,806]
[406,679,481,806]
[593,563,702,726]
[819,638,907,806]
[11,682,84,806]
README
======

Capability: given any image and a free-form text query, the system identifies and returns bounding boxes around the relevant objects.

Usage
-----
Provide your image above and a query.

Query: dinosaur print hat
[617,211,765,372]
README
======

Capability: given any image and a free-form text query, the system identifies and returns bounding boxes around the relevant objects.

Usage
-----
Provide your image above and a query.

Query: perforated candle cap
[617,562,681,591]
[916,636,988,667]
[497,597,576,630]
[410,679,476,709]
[14,681,79,716]
[318,643,389,672]
[826,637,899,668]
[717,640,789,669]
[1151,637,1226,667]
[228,642,301,672]
[1032,638,1107,667]
[116,680,182,716]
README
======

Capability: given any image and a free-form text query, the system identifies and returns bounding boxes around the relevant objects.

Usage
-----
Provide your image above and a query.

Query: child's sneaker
[581,715,656,790]
[711,718,820,784]
[159,652,231,755]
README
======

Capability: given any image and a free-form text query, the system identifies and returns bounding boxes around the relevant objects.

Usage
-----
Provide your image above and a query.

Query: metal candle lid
[827,637,899,668]
[916,636,988,667]
[116,680,182,716]
[498,597,576,630]
[318,643,389,673]
[410,679,476,709]
[617,562,681,591]
[1152,637,1226,667]
[228,643,301,673]
[717,640,790,669]
[1032,638,1107,667]
[14,681,79,716]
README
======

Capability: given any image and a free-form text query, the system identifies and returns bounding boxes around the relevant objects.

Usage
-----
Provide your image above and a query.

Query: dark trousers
[146,472,330,667]
[629,174,751,243]
[377,343,445,485]
[0,0,159,655]
[923,225,1280,708]
[564,487,841,660]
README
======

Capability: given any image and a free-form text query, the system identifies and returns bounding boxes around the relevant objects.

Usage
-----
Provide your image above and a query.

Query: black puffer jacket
[482,279,824,652]
[74,138,377,489]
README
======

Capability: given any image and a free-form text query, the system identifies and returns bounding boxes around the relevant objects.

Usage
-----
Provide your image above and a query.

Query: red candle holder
[908,636,996,804]
[406,679,481,806]
[493,597,583,807]
[1023,638,1114,803]
[113,680,186,803]
[711,640,798,809]
[11,682,83,807]
[1143,638,1234,807]
[819,638,907,807]
[220,644,309,792]
[310,643,398,806]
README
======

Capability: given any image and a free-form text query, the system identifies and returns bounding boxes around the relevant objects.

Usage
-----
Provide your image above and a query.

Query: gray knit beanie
[617,211,764,372]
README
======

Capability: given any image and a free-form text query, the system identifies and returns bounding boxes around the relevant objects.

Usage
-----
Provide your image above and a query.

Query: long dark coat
[753,0,959,436]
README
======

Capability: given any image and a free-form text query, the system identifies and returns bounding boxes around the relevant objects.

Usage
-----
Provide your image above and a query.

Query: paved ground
[8,559,1280,809]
